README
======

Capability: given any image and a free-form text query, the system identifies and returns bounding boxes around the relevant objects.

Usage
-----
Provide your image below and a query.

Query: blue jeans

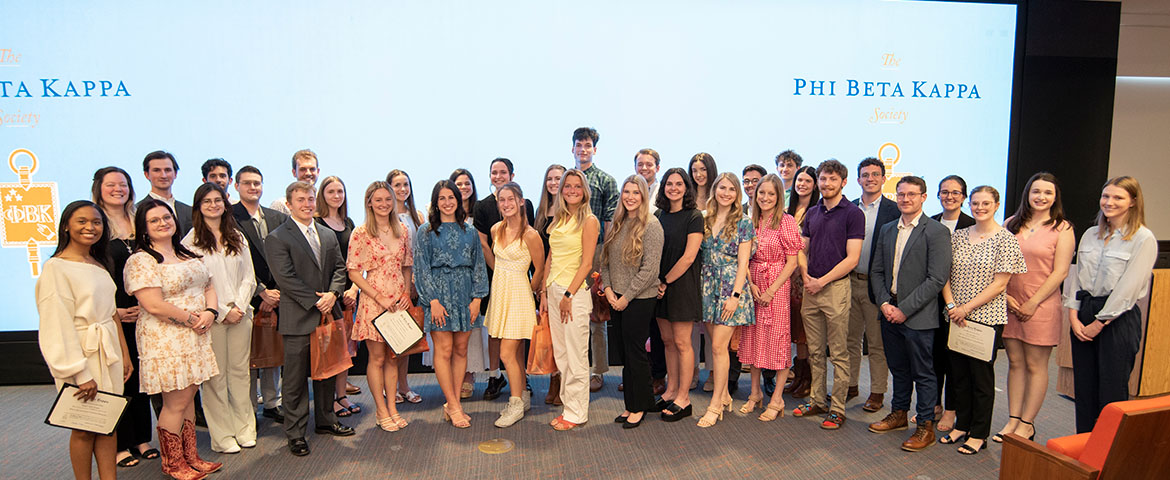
[880,320,937,423]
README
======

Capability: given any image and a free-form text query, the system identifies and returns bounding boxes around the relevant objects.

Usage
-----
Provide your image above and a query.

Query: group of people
[36,126,1158,479]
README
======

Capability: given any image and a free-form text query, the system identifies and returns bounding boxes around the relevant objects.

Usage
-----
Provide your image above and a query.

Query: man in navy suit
[866,176,951,451]
[848,157,900,412]
[265,181,353,456]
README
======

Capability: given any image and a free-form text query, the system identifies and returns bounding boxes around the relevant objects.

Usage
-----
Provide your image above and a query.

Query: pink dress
[1003,220,1068,346]
[738,214,804,370]
[347,225,413,343]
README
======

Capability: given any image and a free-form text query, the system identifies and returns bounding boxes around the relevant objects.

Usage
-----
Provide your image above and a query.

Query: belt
[852,272,868,281]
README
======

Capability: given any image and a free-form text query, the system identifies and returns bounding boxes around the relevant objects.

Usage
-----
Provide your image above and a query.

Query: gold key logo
[0,149,60,277]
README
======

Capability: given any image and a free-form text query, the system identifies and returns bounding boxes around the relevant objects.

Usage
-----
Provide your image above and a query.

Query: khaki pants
[204,318,257,451]
[847,273,887,394]
[802,277,852,414]
[548,282,594,424]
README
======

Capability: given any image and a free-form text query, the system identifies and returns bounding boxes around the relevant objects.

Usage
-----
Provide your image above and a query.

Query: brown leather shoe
[862,393,885,413]
[589,374,604,392]
[868,410,908,433]
[846,386,859,401]
[651,379,666,396]
[902,421,936,451]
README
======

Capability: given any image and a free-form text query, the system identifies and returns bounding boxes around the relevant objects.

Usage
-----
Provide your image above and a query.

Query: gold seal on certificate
[947,321,997,362]
[372,309,425,355]
[44,384,129,435]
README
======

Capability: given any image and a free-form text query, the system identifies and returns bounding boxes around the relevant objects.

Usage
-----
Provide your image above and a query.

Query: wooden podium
[1057,268,1170,398]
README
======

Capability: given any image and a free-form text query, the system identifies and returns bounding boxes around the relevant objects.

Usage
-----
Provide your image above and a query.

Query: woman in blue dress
[698,172,756,428]
[413,180,489,428]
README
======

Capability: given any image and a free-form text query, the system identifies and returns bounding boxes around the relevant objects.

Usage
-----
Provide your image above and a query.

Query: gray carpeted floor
[2,358,1075,479]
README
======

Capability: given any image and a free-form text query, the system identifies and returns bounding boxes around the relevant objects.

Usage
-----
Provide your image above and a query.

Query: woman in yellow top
[541,169,600,431]
[37,200,133,480]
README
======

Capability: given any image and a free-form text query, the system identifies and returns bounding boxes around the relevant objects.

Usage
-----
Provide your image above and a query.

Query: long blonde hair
[751,174,786,229]
[363,181,403,239]
[704,172,744,241]
[552,169,593,230]
[1096,176,1146,241]
[603,176,650,266]
[536,164,566,232]
[492,183,529,246]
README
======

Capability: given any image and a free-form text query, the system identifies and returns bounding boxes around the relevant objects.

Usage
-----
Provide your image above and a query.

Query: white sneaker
[213,440,241,454]
[238,439,256,448]
[494,397,525,428]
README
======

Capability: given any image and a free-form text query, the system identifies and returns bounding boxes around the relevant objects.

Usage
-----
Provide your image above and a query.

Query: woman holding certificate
[413,180,489,428]
[182,183,257,454]
[347,181,414,432]
[38,200,132,480]
[1064,176,1157,434]
[124,199,222,479]
[939,186,1026,455]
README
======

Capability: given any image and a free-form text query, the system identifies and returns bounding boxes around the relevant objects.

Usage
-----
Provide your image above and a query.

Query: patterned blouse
[949,227,1027,326]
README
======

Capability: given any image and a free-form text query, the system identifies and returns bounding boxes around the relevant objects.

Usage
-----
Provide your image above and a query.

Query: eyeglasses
[146,214,174,225]
[742,178,760,186]
[895,192,925,199]
[939,190,965,197]
[201,197,225,206]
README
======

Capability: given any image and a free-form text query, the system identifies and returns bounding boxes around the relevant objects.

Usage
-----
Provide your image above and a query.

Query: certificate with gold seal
[45,384,129,435]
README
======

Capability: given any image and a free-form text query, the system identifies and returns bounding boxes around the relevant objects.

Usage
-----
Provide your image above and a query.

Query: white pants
[465,323,490,374]
[548,283,593,424]
[204,318,257,451]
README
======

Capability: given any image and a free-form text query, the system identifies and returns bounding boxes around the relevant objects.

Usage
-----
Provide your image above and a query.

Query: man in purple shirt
[792,159,865,430]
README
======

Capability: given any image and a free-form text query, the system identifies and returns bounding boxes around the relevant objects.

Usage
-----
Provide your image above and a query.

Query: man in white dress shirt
[269,149,319,215]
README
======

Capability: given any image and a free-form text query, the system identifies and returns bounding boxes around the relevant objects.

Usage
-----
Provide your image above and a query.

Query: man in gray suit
[264,181,353,456]
[865,176,951,452]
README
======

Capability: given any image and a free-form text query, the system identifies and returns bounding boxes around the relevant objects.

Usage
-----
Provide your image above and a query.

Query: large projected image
[0,0,1017,331]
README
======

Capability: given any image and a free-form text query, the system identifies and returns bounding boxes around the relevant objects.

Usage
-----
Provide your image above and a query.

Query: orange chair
[999,395,1170,479]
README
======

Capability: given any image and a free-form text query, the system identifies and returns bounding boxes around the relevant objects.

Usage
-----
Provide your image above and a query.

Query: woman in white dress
[181,183,257,454]
[37,200,132,480]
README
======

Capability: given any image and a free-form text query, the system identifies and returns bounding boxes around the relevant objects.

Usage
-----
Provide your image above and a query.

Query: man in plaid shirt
[572,127,617,392]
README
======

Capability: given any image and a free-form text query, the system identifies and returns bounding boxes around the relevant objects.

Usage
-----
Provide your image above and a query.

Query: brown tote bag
[310,312,353,380]
[527,311,557,375]
[390,305,430,359]
[249,310,283,369]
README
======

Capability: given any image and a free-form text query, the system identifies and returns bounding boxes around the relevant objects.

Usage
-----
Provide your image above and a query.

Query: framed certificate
[45,384,130,435]
[947,321,997,362]
[372,309,425,355]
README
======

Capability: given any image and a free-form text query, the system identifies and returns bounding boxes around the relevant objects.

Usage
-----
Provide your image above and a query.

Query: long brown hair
[536,164,567,233]
[603,176,650,266]
[751,174,786,230]
[315,176,348,220]
[191,183,245,255]
[363,181,403,240]
[1096,176,1146,241]
[91,166,136,239]
[386,169,422,227]
[703,173,744,242]
[1005,172,1068,234]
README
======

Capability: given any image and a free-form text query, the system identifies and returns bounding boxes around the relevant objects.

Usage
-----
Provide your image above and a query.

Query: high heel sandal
[697,406,724,428]
[442,403,471,429]
[376,415,400,432]
[738,395,764,416]
[992,415,1021,443]
[758,403,785,422]
[390,413,409,429]
[1018,419,1036,441]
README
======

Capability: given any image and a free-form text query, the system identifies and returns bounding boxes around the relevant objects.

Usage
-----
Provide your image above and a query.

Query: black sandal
[1019,419,1036,441]
[939,433,967,445]
[138,447,160,460]
[661,402,692,422]
[334,396,354,417]
[992,415,1021,443]
[957,439,987,455]
[116,452,140,468]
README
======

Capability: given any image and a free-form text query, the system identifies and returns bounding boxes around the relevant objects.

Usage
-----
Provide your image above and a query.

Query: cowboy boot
[181,419,223,474]
[158,426,206,480]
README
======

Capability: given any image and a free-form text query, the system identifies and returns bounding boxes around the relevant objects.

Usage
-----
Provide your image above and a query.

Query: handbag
[310,312,353,380]
[341,306,358,357]
[589,272,611,323]
[389,305,430,359]
[249,310,283,369]
[527,310,557,375]
[729,326,742,352]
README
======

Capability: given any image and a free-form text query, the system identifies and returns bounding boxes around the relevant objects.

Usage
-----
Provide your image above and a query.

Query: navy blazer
[869,214,952,330]
[232,202,288,310]
[264,218,347,336]
[930,211,975,231]
[855,195,900,302]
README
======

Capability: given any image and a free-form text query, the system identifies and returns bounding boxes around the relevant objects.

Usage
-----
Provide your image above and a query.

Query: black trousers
[934,319,953,410]
[612,297,658,413]
[949,324,1002,441]
[649,318,666,380]
[1071,300,1142,433]
[116,322,154,450]
[282,333,338,440]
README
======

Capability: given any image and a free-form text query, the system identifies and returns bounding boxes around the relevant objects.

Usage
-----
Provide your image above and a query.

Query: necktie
[306,224,321,265]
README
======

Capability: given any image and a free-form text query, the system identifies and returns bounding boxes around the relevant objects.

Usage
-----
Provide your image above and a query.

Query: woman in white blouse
[387,169,425,404]
[37,200,132,480]
[1064,176,1157,433]
[182,183,257,454]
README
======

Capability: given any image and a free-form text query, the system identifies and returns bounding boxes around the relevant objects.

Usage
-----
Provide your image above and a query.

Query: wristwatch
[203,308,219,322]
[732,291,741,298]
[564,291,573,299]
[945,303,956,311]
